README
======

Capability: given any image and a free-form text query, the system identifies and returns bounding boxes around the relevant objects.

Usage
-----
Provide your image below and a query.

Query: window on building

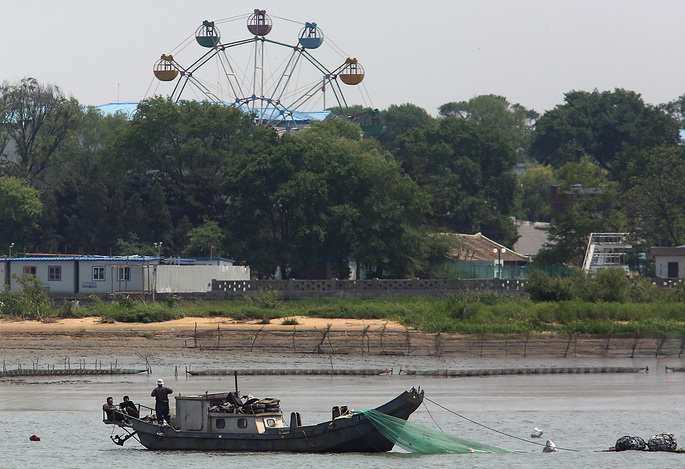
[117,266,131,281]
[48,266,61,281]
[23,266,37,276]
[668,262,679,279]
[93,266,105,281]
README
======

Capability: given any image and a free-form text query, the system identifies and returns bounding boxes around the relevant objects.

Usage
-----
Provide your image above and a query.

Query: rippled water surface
[1,356,684,468]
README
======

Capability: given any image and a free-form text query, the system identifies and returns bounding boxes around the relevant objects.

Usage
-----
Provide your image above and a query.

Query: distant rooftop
[92,102,332,124]
[443,232,528,262]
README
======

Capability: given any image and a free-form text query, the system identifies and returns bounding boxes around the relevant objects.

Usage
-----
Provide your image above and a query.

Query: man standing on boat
[151,379,173,425]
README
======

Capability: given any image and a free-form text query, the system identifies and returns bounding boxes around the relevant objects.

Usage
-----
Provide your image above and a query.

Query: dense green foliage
[1,78,685,276]
[0,78,81,182]
[528,89,684,264]
[3,292,685,335]
[0,273,54,320]
[223,119,436,278]
[438,94,538,157]
[530,88,680,179]
[0,176,43,248]
[3,271,685,335]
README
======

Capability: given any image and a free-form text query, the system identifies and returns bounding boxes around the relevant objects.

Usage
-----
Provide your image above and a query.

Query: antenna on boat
[234,371,239,396]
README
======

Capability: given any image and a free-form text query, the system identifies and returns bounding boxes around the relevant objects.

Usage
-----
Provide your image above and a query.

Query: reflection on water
[1,356,684,468]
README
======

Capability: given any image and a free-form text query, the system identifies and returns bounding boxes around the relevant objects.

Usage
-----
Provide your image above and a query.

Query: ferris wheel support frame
[161,27,357,129]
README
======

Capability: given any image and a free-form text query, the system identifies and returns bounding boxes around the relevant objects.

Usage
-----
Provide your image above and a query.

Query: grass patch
[8,280,685,336]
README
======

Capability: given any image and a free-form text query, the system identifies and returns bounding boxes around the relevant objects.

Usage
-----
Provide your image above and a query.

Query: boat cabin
[176,392,287,434]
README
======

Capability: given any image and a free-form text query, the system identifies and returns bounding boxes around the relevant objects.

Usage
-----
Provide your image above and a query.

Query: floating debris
[543,440,557,452]
[647,433,677,452]
[613,433,677,452]
[615,436,646,451]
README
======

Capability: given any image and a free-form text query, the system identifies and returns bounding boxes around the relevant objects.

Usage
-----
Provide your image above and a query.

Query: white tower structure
[582,233,632,273]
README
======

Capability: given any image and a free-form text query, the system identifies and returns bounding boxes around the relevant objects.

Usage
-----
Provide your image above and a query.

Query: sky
[1,0,684,116]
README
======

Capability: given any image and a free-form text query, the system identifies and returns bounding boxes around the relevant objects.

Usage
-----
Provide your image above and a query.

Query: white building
[1,255,249,294]
[651,246,685,279]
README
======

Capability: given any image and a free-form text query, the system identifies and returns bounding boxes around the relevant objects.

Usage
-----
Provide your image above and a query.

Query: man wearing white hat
[151,378,174,425]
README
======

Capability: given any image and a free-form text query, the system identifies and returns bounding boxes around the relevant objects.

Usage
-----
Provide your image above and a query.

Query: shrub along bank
[2,269,685,335]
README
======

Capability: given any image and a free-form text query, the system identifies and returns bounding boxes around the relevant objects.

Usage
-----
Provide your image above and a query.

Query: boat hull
[131,388,423,452]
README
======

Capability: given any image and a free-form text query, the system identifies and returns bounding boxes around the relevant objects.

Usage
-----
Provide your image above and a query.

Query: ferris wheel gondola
[247,9,272,36]
[298,22,324,49]
[339,58,365,85]
[153,55,179,81]
[196,20,220,47]
[151,9,372,132]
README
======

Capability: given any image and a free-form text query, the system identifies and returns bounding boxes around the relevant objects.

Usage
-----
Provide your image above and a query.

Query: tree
[0,176,43,249]
[394,117,520,246]
[34,108,144,254]
[56,106,129,175]
[184,220,225,257]
[531,88,680,180]
[622,145,685,246]
[535,158,625,265]
[438,94,538,156]
[0,78,81,183]
[224,119,436,279]
[518,165,556,222]
[660,94,685,128]
[109,97,256,251]
[373,103,435,153]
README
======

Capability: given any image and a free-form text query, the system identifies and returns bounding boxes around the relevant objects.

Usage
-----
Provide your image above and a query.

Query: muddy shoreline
[0,317,681,367]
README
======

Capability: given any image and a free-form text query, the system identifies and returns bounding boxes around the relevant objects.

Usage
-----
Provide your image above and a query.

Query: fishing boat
[104,387,424,452]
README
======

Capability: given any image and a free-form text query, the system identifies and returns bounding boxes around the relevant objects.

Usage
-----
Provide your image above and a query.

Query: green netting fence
[359,409,510,454]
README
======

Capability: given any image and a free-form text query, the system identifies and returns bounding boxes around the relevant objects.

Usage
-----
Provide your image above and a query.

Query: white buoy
[543,440,557,452]
[531,427,543,438]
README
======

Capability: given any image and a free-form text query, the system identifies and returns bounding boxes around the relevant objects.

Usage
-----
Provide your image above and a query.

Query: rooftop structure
[582,233,632,273]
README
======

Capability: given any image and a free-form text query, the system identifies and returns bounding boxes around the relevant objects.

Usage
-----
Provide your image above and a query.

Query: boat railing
[136,403,155,418]
[102,408,127,424]
[103,403,155,425]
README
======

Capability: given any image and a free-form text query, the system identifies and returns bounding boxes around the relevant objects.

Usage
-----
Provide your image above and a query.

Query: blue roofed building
[93,102,332,133]
[1,255,249,294]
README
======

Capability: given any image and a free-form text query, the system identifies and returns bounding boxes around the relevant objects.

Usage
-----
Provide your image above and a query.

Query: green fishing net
[359,409,510,454]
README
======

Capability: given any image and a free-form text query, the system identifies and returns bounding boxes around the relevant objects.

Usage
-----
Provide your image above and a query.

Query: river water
[1,356,684,468]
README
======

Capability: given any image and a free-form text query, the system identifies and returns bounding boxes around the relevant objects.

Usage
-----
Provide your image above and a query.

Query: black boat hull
[132,388,423,452]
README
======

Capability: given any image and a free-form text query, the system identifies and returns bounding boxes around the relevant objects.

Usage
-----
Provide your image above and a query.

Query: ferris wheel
[151,9,371,131]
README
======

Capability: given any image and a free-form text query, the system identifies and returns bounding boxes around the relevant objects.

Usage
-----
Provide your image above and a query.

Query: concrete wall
[156,265,250,293]
[211,278,528,299]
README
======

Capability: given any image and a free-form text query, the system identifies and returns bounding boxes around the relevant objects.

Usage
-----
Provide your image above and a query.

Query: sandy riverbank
[0,316,404,333]
[0,316,412,367]
[0,316,679,366]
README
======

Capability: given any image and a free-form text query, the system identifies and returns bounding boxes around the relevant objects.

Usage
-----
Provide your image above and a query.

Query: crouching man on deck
[119,395,139,419]
[103,396,121,422]
[152,379,173,425]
